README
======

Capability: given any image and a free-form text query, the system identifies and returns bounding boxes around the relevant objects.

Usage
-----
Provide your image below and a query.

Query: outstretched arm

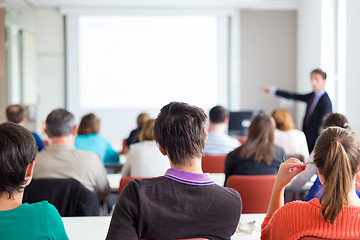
[266,158,307,217]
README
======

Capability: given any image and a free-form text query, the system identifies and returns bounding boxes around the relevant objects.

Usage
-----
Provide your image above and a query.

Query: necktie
[305,95,315,125]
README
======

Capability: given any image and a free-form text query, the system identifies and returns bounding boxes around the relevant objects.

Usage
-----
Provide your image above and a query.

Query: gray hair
[46,109,75,137]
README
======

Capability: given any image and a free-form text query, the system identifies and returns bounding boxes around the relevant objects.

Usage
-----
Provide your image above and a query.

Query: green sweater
[0,201,68,240]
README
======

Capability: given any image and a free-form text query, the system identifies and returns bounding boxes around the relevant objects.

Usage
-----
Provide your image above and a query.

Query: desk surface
[62,214,265,240]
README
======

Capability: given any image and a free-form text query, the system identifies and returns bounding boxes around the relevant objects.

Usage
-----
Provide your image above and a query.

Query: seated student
[225,113,285,184]
[271,109,309,161]
[106,102,242,240]
[121,119,170,177]
[287,113,360,196]
[204,105,240,155]
[75,113,119,163]
[0,122,68,240]
[6,104,45,151]
[261,127,360,239]
[33,109,110,198]
[126,112,151,149]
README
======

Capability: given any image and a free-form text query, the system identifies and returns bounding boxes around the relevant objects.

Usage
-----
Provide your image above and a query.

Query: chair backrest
[23,178,99,217]
[120,138,128,155]
[201,155,226,173]
[225,175,276,213]
[118,177,146,196]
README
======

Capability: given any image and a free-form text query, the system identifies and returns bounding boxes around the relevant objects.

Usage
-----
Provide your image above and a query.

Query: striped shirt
[204,131,240,155]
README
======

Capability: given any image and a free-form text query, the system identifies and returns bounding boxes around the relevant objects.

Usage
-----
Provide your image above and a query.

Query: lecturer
[263,68,332,153]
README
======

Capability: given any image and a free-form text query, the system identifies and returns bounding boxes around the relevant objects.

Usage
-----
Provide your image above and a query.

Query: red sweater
[261,199,360,239]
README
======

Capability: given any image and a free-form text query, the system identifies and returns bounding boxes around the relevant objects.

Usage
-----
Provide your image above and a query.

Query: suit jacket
[275,89,332,152]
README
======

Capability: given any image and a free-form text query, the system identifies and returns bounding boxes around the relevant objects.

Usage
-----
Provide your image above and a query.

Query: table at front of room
[62,214,265,240]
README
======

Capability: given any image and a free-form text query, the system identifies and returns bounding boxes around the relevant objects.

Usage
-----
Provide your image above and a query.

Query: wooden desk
[62,214,265,240]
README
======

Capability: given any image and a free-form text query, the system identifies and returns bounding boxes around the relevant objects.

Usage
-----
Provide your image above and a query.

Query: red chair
[236,136,247,144]
[226,175,276,213]
[120,139,128,155]
[118,176,146,196]
[299,237,332,240]
[201,155,226,173]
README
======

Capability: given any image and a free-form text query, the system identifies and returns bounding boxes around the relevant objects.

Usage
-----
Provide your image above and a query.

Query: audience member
[225,113,285,185]
[126,113,151,149]
[287,113,353,193]
[106,102,242,240]
[33,109,110,198]
[204,105,240,155]
[75,113,119,163]
[263,68,332,153]
[0,122,68,240]
[121,119,170,177]
[6,105,45,151]
[271,109,309,161]
[261,127,360,239]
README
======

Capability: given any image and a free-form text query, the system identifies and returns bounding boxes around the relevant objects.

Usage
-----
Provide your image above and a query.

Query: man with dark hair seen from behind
[263,68,332,152]
[6,105,45,151]
[33,109,110,198]
[106,102,242,240]
[205,105,240,155]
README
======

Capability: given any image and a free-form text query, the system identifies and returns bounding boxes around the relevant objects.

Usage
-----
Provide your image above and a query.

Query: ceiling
[1,0,300,9]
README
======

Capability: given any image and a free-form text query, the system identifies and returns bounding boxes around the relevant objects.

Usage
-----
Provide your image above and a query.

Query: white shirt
[204,131,241,155]
[121,140,170,177]
[274,128,309,161]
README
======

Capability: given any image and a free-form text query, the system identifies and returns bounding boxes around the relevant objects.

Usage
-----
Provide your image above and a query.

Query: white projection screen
[66,13,230,148]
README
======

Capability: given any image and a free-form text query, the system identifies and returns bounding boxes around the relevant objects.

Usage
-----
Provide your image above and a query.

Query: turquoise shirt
[0,201,68,240]
[75,133,119,163]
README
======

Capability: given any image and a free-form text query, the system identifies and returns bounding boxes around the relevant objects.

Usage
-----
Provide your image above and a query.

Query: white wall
[346,0,360,134]
[240,10,297,118]
[36,8,65,133]
[296,0,322,127]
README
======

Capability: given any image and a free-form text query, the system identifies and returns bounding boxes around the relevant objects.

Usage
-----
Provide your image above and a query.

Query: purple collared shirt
[164,168,214,186]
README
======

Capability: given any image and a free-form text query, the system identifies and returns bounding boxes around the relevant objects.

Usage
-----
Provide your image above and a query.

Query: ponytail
[314,127,360,224]
[320,139,352,224]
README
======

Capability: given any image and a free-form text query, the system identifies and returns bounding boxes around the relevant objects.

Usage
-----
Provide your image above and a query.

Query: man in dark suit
[263,69,332,153]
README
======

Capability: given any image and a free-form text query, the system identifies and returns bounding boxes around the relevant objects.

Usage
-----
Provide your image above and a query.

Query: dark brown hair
[139,119,155,141]
[314,127,360,224]
[0,122,37,198]
[78,113,100,135]
[322,113,349,130]
[6,105,26,124]
[154,102,207,166]
[311,68,327,80]
[209,105,229,124]
[238,113,275,165]
[271,109,295,131]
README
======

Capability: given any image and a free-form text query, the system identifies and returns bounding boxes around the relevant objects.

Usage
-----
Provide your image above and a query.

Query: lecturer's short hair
[311,68,327,80]
[46,109,75,138]
[154,102,207,166]
[0,122,37,198]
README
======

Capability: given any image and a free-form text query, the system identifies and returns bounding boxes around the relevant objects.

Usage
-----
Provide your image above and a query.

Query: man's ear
[72,124,78,136]
[24,160,35,186]
[204,129,208,142]
[158,144,167,156]
[224,118,229,124]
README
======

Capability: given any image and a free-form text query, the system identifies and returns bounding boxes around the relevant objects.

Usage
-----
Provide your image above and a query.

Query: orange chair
[201,155,226,173]
[299,237,332,240]
[120,139,128,155]
[118,176,146,196]
[225,175,276,213]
